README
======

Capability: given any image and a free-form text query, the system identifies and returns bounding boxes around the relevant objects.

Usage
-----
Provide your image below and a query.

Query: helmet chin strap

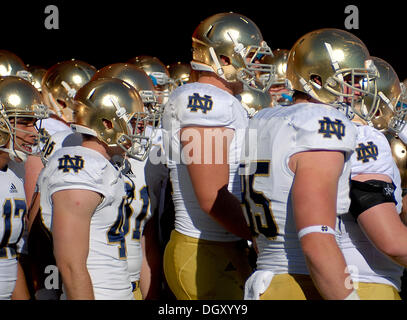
[208,47,226,80]
[48,93,63,118]
[0,145,27,163]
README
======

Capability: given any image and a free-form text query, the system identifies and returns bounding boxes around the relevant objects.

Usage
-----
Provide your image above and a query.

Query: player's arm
[24,155,44,209]
[401,195,407,226]
[352,173,407,267]
[140,214,162,300]
[290,150,354,300]
[181,126,251,240]
[52,189,101,300]
[27,190,40,233]
[11,260,31,300]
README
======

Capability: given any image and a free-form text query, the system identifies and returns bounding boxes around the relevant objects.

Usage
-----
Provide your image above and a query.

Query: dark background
[2,1,406,79]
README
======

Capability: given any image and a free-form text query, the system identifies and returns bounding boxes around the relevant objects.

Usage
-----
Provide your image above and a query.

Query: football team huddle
[1,12,407,301]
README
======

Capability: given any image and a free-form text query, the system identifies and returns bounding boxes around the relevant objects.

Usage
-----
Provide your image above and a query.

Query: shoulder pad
[351,125,394,177]
[171,83,242,128]
[45,147,109,195]
[292,103,357,153]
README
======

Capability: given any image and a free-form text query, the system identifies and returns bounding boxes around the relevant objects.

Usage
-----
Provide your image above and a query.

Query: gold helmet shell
[128,55,171,87]
[27,65,47,92]
[0,50,28,77]
[261,48,289,85]
[128,55,171,106]
[369,57,401,132]
[190,12,274,92]
[385,131,407,189]
[42,59,97,122]
[72,78,151,159]
[167,62,193,87]
[286,28,379,121]
[239,86,271,117]
[91,63,157,107]
[0,76,48,161]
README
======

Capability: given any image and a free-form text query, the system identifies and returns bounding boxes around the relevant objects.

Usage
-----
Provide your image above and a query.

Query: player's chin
[17,143,34,154]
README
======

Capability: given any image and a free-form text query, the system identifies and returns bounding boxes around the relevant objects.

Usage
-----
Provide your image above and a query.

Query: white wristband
[344,289,360,300]
[298,225,337,240]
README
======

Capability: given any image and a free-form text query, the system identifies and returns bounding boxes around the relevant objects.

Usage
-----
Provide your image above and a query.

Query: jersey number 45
[240,161,278,240]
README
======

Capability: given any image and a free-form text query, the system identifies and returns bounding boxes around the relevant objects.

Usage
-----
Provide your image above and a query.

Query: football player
[90,63,168,299]
[161,12,274,300]
[24,59,96,208]
[0,76,48,299]
[37,78,145,299]
[242,28,375,300]
[341,56,407,299]
[388,78,407,224]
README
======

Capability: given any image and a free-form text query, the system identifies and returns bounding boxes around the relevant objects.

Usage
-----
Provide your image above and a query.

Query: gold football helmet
[239,85,272,117]
[261,48,289,85]
[72,78,153,160]
[389,76,407,134]
[167,62,193,88]
[261,48,292,106]
[0,50,29,77]
[286,28,379,121]
[369,57,401,132]
[41,59,97,122]
[27,65,47,92]
[91,63,159,114]
[0,76,48,162]
[400,78,407,104]
[190,12,274,92]
[128,55,171,106]
[91,63,162,129]
[384,131,407,189]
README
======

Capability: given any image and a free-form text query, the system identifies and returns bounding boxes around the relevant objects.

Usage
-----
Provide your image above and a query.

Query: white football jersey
[162,82,249,241]
[38,146,133,300]
[123,150,168,282]
[337,124,404,290]
[242,103,357,274]
[0,165,27,299]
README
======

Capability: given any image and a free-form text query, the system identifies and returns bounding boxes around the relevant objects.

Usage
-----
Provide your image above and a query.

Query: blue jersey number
[0,199,26,257]
[241,161,278,239]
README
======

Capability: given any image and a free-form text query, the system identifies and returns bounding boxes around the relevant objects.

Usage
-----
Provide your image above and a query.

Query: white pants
[0,255,17,300]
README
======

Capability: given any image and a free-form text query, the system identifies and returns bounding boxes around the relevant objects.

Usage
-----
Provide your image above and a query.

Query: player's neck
[81,138,112,161]
[0,151,10,171]
[197,74,239,96]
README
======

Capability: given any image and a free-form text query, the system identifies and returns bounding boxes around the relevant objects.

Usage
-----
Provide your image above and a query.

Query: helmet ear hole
[102,119,113,130]
[220,55,231,66]
[56,99,67,109]
[310,74,322,86]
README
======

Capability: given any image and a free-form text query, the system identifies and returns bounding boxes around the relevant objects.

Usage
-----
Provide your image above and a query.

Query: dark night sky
[2,1,406,80]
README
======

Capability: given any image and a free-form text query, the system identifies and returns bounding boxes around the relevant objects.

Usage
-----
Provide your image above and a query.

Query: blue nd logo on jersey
[57,155,85,173]
[318,117,346,140]
[355,141,379,163]
[187,93,213,114]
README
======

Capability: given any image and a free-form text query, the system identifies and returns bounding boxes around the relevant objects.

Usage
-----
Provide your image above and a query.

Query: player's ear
[102,119,113,130]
